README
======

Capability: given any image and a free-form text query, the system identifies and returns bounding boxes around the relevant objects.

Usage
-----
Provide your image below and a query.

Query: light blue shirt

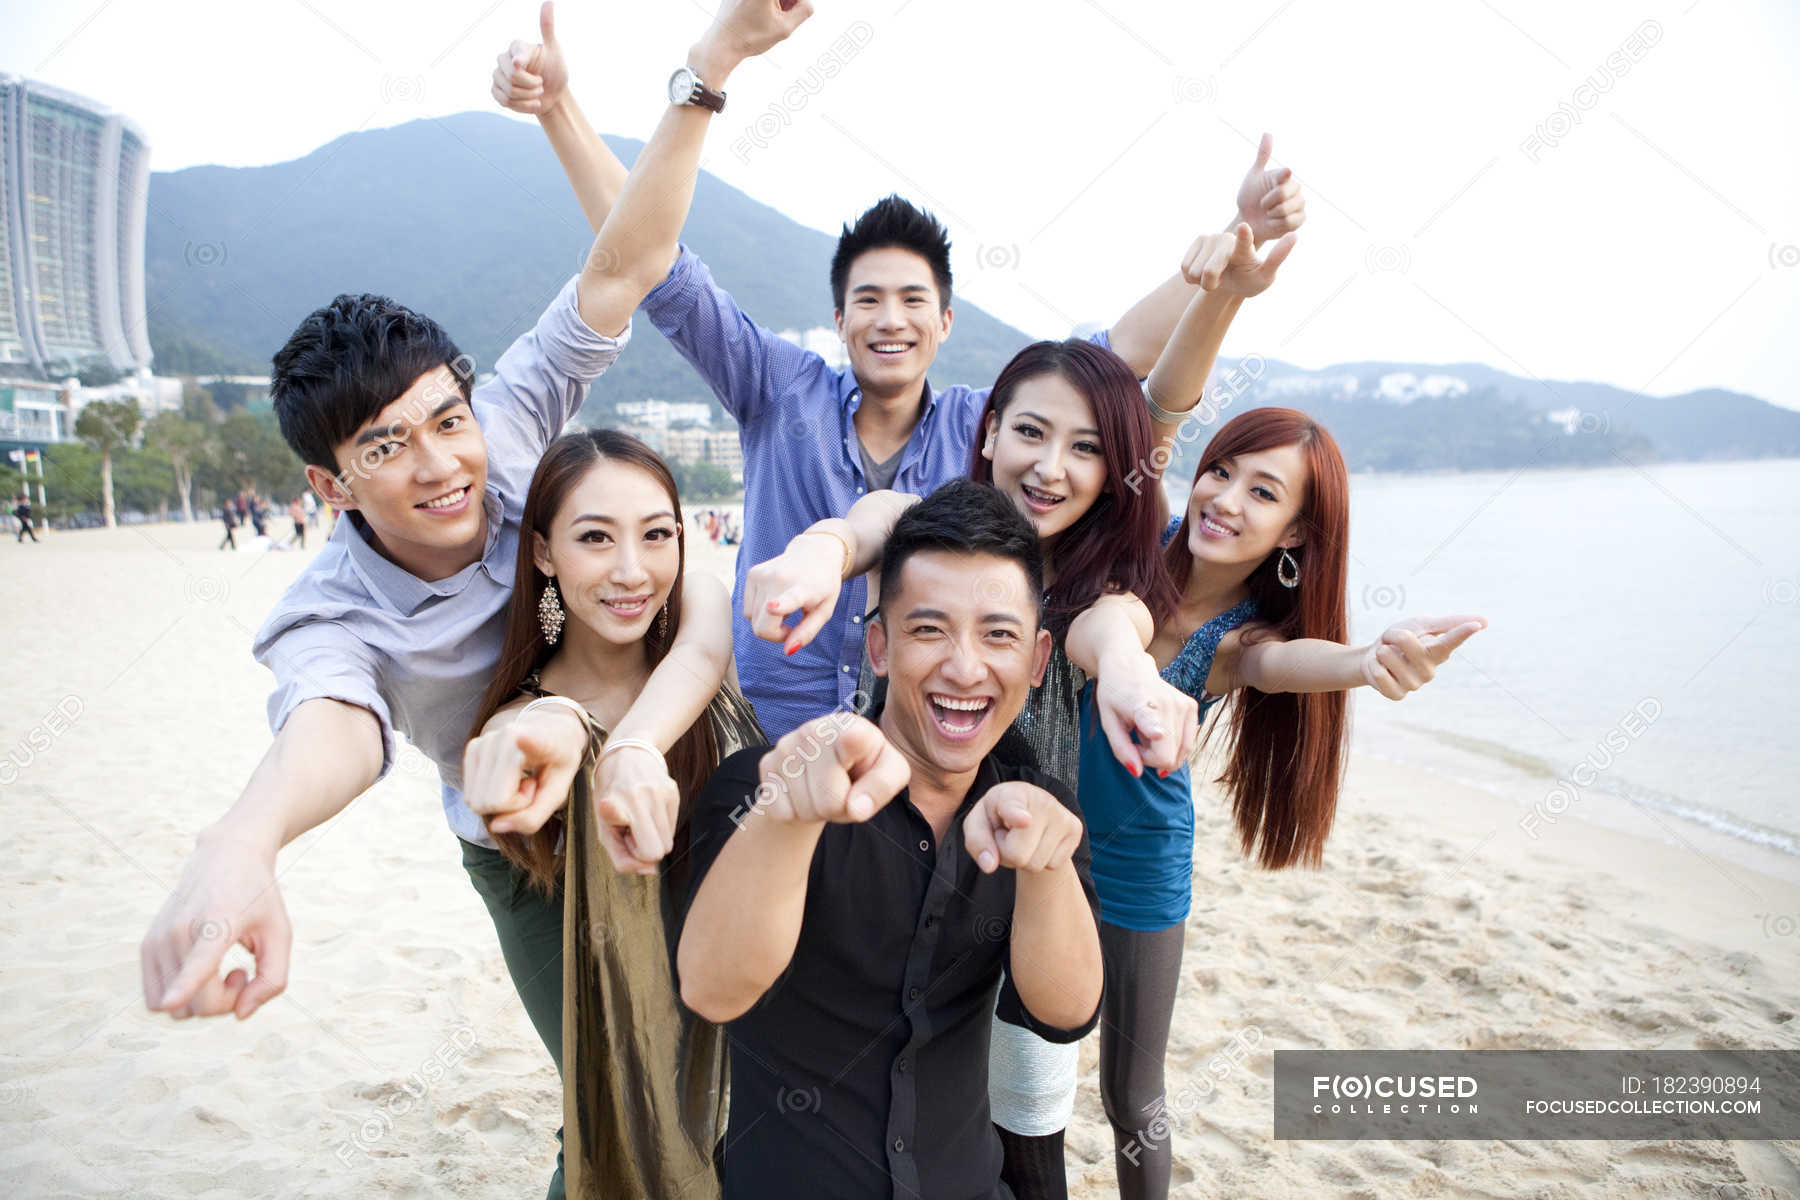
[252,276,629,848]
[640,246,1111,741]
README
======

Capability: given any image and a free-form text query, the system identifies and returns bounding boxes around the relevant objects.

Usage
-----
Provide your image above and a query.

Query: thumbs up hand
[492,1,569,116]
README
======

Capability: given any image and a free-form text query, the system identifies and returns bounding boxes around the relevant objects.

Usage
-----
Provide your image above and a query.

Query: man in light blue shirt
[134,3,825,1194]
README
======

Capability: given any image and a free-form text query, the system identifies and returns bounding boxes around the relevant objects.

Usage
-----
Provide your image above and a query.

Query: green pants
[461,837,566,1200]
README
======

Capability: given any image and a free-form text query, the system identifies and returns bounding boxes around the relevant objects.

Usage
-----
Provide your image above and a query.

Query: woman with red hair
[1078,394,1484,1199]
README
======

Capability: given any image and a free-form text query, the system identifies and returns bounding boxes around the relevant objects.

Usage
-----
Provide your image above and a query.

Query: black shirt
[682,747,1102,1200]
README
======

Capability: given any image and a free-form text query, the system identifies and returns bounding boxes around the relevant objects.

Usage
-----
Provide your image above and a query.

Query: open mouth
[416,485,471,513]
[868,341,915,358]
[602,594,652,619]
[1020,484,1066,515]
[927,692,994,741]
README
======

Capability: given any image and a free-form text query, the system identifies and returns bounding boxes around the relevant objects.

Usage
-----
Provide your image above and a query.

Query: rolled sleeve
[486,274,632,448]
[639,246,815,427]
[257,621,396,782]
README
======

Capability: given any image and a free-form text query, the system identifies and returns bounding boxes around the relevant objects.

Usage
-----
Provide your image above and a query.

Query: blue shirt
[1076,518,1258,929]
[640,247,1111,741]
[252,276,629,848]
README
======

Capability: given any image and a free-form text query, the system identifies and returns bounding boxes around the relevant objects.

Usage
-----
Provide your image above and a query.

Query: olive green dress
[528,678,764,1199]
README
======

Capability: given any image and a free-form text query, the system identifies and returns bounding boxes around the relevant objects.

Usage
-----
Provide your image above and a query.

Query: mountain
[143,111,1033,415]
[1225,359,1800,468]
[143,112,1800,471]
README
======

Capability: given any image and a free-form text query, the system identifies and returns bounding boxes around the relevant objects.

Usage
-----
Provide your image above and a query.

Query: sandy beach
[1,518,1796,1198]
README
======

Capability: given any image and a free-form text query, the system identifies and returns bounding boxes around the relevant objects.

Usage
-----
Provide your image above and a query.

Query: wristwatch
[667,66,726,114]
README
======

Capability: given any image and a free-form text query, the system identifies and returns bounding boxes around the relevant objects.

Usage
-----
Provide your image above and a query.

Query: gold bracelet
[799,527,853,579]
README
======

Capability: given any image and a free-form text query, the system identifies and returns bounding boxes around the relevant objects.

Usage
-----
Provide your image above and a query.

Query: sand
[1,518,1796,1198]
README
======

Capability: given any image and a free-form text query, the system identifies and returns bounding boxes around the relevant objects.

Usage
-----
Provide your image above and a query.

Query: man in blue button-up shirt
[524,61,1306,738]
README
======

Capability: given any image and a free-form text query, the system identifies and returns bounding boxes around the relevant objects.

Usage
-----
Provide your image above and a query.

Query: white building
[0,74,153,378]
[776,326,849,370]
[616,398,713,429]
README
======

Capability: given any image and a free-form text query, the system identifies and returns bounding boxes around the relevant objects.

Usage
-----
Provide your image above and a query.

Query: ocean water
[1175,457,1800,871]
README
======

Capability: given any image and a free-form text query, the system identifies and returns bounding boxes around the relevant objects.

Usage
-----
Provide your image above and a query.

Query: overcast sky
[7,0,1797,408]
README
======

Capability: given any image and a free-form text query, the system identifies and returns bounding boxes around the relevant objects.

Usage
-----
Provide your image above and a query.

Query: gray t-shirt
[251,276,629,848]
[857,438,905,494]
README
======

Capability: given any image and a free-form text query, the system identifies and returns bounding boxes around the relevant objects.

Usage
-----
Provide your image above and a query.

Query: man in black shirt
[679,480,1104,1199]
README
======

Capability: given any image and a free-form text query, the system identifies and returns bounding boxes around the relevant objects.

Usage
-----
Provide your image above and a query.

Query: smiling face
[305,365,487,580]
[865,549,1052,780]
[980,371,1109,544]
[1184,442,1311,570]
[532,458,683,649]
[833,247,954,398]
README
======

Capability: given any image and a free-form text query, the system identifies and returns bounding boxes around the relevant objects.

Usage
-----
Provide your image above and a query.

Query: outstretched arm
[141,698,384,1020]
[741,490,920,653]
[1066,594,1200,777]
[1210,615,1488,698]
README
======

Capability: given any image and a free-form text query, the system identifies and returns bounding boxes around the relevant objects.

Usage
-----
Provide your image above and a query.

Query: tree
[74,399,142,528]
[144,410,214,523]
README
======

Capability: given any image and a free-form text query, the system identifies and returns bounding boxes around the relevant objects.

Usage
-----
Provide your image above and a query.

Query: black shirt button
[918,839,930,852]
[893,1138,904,1152]
[908,986,920,1000]
[924,915,937,929]
[897,1057,910,1073]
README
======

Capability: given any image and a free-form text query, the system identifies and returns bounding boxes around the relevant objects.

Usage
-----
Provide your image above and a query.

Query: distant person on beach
[461,430,764,1197]
[140,4,808,1199]
[495,37,1306,749]
[13,496,38,543]
[302,490,318,528]
[218,498,238,550]
[286,496,306,549]
[677,482,1104,1199]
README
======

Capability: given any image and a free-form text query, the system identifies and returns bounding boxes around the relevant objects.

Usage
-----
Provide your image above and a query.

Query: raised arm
[493,3,628,235]
[1210,615,1488,698]
[577,0,815,337]
[140,698,383,1020]
[741,489,920,654]
[1106,133,1305,376]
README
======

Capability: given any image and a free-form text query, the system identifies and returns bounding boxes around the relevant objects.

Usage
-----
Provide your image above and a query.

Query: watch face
[668,67,695,105]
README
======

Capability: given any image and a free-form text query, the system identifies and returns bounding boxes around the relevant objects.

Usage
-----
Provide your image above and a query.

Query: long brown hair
[467,430,719,892]
[970,339,1178,634]
[1166,408,1350,870]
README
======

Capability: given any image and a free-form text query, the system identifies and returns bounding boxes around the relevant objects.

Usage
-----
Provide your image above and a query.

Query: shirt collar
[342,483,509,616]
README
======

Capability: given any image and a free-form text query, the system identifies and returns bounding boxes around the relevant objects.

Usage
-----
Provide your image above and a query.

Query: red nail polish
[1127,761,1141,778]
[785,644,798,656]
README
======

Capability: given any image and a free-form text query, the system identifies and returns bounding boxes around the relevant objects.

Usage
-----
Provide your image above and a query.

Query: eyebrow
[1217,456,1288,489]
[903,606,1024,627]
[354,396,466,446]
[570,511,677,524]
[850,282,933,295]
[1013,408,1101,437]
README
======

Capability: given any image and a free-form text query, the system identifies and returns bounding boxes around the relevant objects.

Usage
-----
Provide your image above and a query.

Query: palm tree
[74,399,142,528]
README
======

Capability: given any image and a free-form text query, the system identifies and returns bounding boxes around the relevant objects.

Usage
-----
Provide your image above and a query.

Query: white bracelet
[1141,378,1186,427]
[518,695,597,736]
[597,736,665,768]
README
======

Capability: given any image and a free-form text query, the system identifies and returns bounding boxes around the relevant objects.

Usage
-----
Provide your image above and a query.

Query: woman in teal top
[1075,410,1485,1200]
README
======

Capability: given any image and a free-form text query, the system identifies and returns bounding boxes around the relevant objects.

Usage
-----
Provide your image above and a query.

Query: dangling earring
[1277,547,1301,589]
[538,580,565,644]
[654,603,670,643]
